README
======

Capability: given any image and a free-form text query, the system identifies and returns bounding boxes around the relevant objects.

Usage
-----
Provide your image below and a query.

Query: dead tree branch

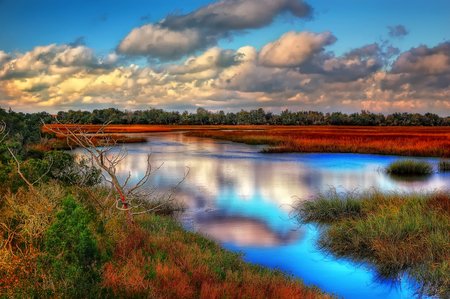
[42,120,188,223]
[0,120,7,143]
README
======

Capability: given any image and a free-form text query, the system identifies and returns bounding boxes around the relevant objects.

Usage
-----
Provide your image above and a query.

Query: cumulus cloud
[258,30,336,68]
[165,47,242,75]
[391,42,450,75]
[380,42,450,92]
[387,25,409,38]
[117,24,209,61]
[2,37,450,116]
[161,0,313,32]
[117,0,313,60]
[162,47,244,81]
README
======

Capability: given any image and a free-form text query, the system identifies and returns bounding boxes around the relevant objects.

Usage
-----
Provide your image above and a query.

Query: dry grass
[0,182,66,297]
[102,215,337,299]
[185,126,450,157]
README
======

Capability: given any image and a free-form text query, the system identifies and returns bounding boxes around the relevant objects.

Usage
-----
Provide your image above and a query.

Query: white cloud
[258,31,337,68]
[1,39,450,116]
[117,24,205,61]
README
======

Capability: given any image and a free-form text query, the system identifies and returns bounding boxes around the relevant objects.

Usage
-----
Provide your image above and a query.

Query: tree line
[2,107,450,135]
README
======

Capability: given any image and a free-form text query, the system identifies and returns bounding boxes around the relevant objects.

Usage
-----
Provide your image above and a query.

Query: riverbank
[293,188,450,297]
[0,181,337,298]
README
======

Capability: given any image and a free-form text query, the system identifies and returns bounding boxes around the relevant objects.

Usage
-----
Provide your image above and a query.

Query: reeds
[185,126,450,158]
[438,160,450,172]
[293,188,450,297]
[102,214,337,299]
[385,159,434,174]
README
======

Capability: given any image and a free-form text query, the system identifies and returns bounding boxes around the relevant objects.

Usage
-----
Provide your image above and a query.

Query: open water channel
[75,131,450,298]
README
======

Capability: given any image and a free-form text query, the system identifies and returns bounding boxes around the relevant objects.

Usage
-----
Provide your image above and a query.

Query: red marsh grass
[185,126,450,157]
[102,214,337,299]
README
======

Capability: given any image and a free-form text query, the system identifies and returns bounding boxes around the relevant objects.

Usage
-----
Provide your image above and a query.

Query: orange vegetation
[185,126,450,157]
[42,124,267,148]
[102,217,333,299]
[42,124,172,134]
[42,124,270,135]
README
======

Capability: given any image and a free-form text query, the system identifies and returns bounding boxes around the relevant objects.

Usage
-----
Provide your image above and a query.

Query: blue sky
[0,0,449,114]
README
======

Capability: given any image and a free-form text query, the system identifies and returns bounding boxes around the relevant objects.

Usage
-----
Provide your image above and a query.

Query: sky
[0,0,449,115]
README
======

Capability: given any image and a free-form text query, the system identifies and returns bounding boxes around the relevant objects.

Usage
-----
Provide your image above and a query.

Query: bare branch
[7,147,47,201]
[42,118,189,223]
[0,120,8,143]
[31,156,53,186]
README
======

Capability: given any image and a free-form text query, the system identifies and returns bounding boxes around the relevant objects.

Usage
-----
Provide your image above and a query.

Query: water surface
[76,131,449,298]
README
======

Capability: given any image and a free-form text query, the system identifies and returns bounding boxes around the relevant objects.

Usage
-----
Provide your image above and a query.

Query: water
[74,131,449,298]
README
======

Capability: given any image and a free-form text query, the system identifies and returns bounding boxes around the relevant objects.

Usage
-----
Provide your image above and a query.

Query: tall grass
[1,181,336,298]
[102,214,337,298]
[293,188,450,297]
[385,159,434,174]
[185,126,450,157]
[438,160,450,172]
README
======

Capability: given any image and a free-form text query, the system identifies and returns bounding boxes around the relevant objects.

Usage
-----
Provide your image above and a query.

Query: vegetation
[438,160,450,172]
[293,188,450,297]
[186,126,450,157]
[0,115,334,298]
[385,159,434,174]
[3,106,450,127]
[50,107,450,126]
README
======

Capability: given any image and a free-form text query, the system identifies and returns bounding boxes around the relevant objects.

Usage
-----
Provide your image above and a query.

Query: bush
[39,196,104,298]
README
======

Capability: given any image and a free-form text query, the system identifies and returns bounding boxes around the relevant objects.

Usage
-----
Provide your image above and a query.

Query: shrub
[39,196,104,298]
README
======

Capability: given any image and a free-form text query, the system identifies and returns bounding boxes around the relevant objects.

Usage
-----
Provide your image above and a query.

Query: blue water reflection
[73,131,447,298]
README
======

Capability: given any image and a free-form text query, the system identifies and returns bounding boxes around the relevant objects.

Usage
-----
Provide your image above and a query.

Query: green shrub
[39,196,104,298]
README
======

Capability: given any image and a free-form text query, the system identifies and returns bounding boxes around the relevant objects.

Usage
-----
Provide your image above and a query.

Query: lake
[76,131,449,298]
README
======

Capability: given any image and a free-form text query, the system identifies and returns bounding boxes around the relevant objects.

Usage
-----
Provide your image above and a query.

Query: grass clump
[386,159,434,174]
[438,160,450,172]
[293,188,450,297]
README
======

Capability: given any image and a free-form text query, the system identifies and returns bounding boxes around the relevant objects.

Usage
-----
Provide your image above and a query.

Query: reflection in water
[388,173,433,182]
[195,214,302,247]
[73,132,447,299]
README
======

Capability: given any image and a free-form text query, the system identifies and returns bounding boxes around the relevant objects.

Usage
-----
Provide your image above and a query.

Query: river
[75,131,449,298]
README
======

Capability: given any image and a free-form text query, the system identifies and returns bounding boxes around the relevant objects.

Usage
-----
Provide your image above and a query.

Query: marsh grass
[293,188,450,297]
[385,159,434,175]
[1,181,336,298]
[438,160,450,172]
[185,126,450,157]
[101,214,338,298]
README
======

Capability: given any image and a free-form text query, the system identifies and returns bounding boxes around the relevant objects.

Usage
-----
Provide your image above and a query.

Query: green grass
[293,188,450,297]
[386,159,434,174]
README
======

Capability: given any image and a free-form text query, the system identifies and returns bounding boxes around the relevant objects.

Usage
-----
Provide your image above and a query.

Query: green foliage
[386,159,434,174]
[47,151,102,187]
[39,196,104,298]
